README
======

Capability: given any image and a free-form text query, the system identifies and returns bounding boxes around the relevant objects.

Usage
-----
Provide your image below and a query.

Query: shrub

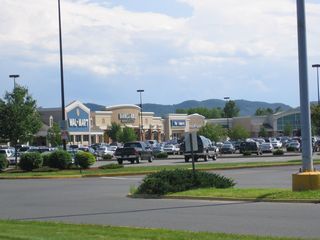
[99,163,124,169]
[102,154,113,160]
[136,169,236,195]
[0,154,9,171]
[273,149,284,156]
[286,147,296,152]
[19,152,43,171]
[154,152,168,159]
[74,151,96,169]
[41,152,51,166]
[48,150,72,169]
[243,151,252,156]
[32,167,59,172]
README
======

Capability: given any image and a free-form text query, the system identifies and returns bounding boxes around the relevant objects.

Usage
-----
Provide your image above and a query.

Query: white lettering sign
[68,118,89,127]
[119,113,135,123]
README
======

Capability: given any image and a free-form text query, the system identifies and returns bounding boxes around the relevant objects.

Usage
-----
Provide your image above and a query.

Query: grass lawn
[1,159,319,179]
[0,220,305,240]
[168,188,320,202]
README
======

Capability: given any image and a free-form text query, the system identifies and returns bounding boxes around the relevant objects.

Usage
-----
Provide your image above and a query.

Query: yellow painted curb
[292,171,320,191]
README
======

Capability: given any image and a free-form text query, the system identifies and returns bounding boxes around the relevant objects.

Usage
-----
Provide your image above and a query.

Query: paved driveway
[1,166,320,239]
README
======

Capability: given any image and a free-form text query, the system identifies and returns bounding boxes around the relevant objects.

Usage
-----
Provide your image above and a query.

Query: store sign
[119,113,135,123]
[68,118,89,127]
[171,120,186,127]
[67,107,90,132]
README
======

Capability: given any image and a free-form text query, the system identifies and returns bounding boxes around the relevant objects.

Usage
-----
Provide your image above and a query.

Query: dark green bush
[136,169,236,195]
[19,152,43,171]
[32,167,59,172]
[102,154,113,160]
[74,151,96,169]
[273,149,284,155]
[286,147,296,152]
[41,152,51,166]
[48,150,72,169]
[99,163,124,169]
[0,154,9,171]
[154,152,168,159]
[243,151,252,156]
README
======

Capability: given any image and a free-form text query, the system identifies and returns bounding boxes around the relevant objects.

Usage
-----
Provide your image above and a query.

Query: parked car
[163,144,180,155]
[96,146,114,157]
[260,143,274,153]
[271,140,282,149]
[0,149,13,158]
[220,144,236,154]
[181,135,219,162]
[286,141,300,152]
[240,141,262,155]
[114,141,153,164]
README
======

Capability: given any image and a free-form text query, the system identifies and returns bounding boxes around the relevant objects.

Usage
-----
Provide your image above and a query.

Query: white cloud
[1,0,320,107]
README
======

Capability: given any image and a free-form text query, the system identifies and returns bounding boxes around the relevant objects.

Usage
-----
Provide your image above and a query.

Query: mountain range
[85,99,292,117]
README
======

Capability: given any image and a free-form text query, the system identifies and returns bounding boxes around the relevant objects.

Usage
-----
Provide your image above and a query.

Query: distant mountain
[85,99,292,117]
[142,99,292,117]
[84,103,106,111]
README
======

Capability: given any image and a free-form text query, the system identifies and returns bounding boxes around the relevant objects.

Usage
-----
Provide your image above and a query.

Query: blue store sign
[67,107,90,132]
[171,120,186,127]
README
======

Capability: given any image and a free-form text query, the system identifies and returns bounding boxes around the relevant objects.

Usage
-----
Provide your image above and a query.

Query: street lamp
[137,89,144,141]
[224,97,230,129]
[9,74,19,88]
[58,0,67,150]
[312,64,320,105]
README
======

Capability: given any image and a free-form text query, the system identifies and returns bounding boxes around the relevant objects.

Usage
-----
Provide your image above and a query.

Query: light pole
[137,89,144,141]
[9,74,19,88]
[224,96,230,130]
[312,64,320,105]
[58,0,67,150]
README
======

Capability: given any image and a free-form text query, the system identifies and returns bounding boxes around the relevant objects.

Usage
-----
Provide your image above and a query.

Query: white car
[163,144,180,155]
[96,146,114,157]
[271,141,282,149]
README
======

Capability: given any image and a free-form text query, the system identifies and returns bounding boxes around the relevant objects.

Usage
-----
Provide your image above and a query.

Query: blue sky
[0,0,320,108]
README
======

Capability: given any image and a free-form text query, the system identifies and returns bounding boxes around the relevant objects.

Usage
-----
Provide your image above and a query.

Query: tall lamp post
[224,96,230,130]
[58,0,67,150]
[312,64,320,105]
[9,74,19,88]
[137,89,144,141]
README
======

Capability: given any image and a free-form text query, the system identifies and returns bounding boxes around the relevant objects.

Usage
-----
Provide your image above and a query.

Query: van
[181,135,218,162]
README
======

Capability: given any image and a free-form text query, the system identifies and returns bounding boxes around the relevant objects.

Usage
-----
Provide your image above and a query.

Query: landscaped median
[0,159,319,179]
[166,188,320,203]
[0,220,305,240]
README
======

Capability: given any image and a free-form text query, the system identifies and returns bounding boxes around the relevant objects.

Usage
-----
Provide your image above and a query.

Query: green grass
[169,188,320,201]
[0,220,306,240]
[1,159,319,179]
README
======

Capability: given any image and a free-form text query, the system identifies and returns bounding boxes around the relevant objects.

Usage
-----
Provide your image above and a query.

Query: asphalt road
[93,152,305,168]
[1,165,320,239]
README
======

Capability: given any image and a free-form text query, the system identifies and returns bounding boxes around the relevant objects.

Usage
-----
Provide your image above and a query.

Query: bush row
[136,169,236,195]
[17,150,96,171]
[0,154,9,171]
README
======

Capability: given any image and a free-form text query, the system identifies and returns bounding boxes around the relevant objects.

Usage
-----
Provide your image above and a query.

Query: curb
[128,194,320,204]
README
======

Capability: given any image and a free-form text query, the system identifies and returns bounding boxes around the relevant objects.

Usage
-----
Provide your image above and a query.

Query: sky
[0,0,320,108]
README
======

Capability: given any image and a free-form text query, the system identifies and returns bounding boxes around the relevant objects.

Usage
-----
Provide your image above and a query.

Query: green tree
[255,107,274,116]
[259,126,268,137]
[175,109,187,114]
[311,104,320,135]
[228,125,250,140]
[283,123,293,137]
[224,100,240,118]
[198,123,227,142]
[107,122,122,142]
[47,122,62,147]
[119,127,137,143]
[0,85,42,164]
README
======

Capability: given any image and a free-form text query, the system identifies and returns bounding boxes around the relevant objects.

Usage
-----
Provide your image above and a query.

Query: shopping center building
[37,100,301,146]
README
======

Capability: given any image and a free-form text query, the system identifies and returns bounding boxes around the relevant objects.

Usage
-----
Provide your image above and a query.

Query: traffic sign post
[184,132,198,176]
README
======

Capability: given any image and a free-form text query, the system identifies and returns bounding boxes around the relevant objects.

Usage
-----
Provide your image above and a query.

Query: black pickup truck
[114,141,154,164]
